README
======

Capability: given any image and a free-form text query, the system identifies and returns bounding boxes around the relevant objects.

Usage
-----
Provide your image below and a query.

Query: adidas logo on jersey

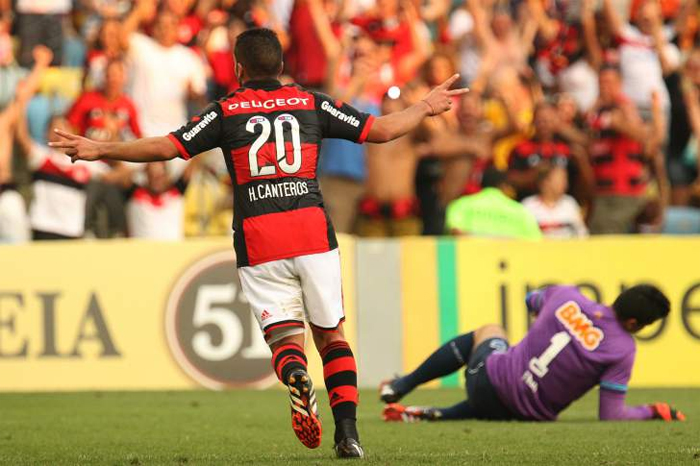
[182,111,217,141]
[321,101,360,127]
[261,310,272,321]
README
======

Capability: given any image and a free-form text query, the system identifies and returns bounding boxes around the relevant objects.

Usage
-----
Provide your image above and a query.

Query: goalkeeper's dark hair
[234,28,283,79]
[612,285,670,327]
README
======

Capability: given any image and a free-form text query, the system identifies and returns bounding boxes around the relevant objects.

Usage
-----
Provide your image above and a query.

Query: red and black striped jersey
[168,79,375,267]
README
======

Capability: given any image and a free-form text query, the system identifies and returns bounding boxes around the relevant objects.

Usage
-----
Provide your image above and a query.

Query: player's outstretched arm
[365,74,469,143]
[598,387,686,421]
[49,129,178,163]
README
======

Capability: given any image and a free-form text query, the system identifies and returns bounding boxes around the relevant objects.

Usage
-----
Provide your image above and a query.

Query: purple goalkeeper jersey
[486,285,640,421]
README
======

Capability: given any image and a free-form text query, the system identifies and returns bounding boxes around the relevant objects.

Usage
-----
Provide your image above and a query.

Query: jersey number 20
[246,114,302,176]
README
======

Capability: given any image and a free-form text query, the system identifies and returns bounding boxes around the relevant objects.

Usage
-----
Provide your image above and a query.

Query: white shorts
[238,249,345,343]
[0,190,30,243]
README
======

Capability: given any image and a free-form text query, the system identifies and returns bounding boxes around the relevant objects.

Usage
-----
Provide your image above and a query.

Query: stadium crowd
[1,0,700,242]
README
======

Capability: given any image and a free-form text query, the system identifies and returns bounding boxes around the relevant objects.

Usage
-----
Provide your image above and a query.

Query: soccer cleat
[287,369,322,448]
[379,377,404,404]
[334,437,365,459]
[651,402,686,421]
[382,403,442,422]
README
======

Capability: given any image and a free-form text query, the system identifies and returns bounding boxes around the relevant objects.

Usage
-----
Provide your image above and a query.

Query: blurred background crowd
[2,0,700,242]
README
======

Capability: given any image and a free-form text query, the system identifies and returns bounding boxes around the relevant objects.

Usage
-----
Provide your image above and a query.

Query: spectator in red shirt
[286,0,343,90]
[165,0,202,47]
[84,18,125,91]
[351,0,430,86]
[205,15,246,99]
[68,58,138,238]
[68,58,142,143]
[586,65,650,234]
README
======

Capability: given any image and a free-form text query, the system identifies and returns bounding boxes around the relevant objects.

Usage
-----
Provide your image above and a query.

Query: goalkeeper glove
[650,402,686,421]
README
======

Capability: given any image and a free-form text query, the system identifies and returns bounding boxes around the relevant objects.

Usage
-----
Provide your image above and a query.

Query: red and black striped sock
[271,343,308,384]
[321,341,359,441]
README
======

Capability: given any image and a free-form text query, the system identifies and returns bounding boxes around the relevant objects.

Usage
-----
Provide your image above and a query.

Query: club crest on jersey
[320,101,360,127]
[555,301,604,351]
[183,111,217,141]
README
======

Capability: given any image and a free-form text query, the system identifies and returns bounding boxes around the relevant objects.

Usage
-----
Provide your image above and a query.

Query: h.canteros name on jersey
[248,180,310,202]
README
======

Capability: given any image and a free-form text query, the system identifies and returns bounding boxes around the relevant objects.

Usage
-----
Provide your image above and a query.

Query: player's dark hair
[612,285,670,327]
[234,28,283,79]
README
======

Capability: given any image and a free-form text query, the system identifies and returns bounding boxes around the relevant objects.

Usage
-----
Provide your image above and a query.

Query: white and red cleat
[287,369,322,448]
[382,403,442,422]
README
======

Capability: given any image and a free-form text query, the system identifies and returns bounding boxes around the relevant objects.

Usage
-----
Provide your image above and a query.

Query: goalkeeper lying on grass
[381,285,685,422]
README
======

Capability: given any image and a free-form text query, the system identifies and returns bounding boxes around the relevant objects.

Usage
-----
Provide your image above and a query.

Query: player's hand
[650,402,686,421]
[421,74,469,116]
[48,129,104,163]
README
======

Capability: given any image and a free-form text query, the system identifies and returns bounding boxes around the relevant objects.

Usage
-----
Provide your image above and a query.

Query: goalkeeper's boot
[288,369,322,448]
[333,419,364,459]
[379,377,405,404]
[651,402,686,421]
[382,403,442,422]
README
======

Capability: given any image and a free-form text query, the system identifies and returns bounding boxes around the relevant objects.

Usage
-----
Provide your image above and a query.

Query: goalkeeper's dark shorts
[464,338,518,420]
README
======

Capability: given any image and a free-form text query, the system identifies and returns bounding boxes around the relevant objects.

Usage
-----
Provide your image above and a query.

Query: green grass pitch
[0,388,698,465]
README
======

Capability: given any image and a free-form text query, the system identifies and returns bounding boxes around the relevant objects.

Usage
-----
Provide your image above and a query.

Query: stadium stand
[1,0,700,242]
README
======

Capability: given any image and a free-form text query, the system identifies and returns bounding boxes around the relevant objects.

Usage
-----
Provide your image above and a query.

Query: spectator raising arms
[14,0,70,67]
[416,91,517,206]
[466,0,536,83]
[507,101,593,204]
[0,17,28,109]
[667,48,700,206]
[603,0,680,119]
[530,0,601,113]
[4,0,700,240]
[680,58,700,206]
[351,0,431,88]
[84,18,127,91]
[122,1,207,137]
[13,48,124,240]
[586,66,649,234]
[0,46,52,243]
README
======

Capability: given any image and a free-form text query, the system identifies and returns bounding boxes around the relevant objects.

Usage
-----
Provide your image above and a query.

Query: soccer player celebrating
[49,28,468,458]
[381,285,686,423]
